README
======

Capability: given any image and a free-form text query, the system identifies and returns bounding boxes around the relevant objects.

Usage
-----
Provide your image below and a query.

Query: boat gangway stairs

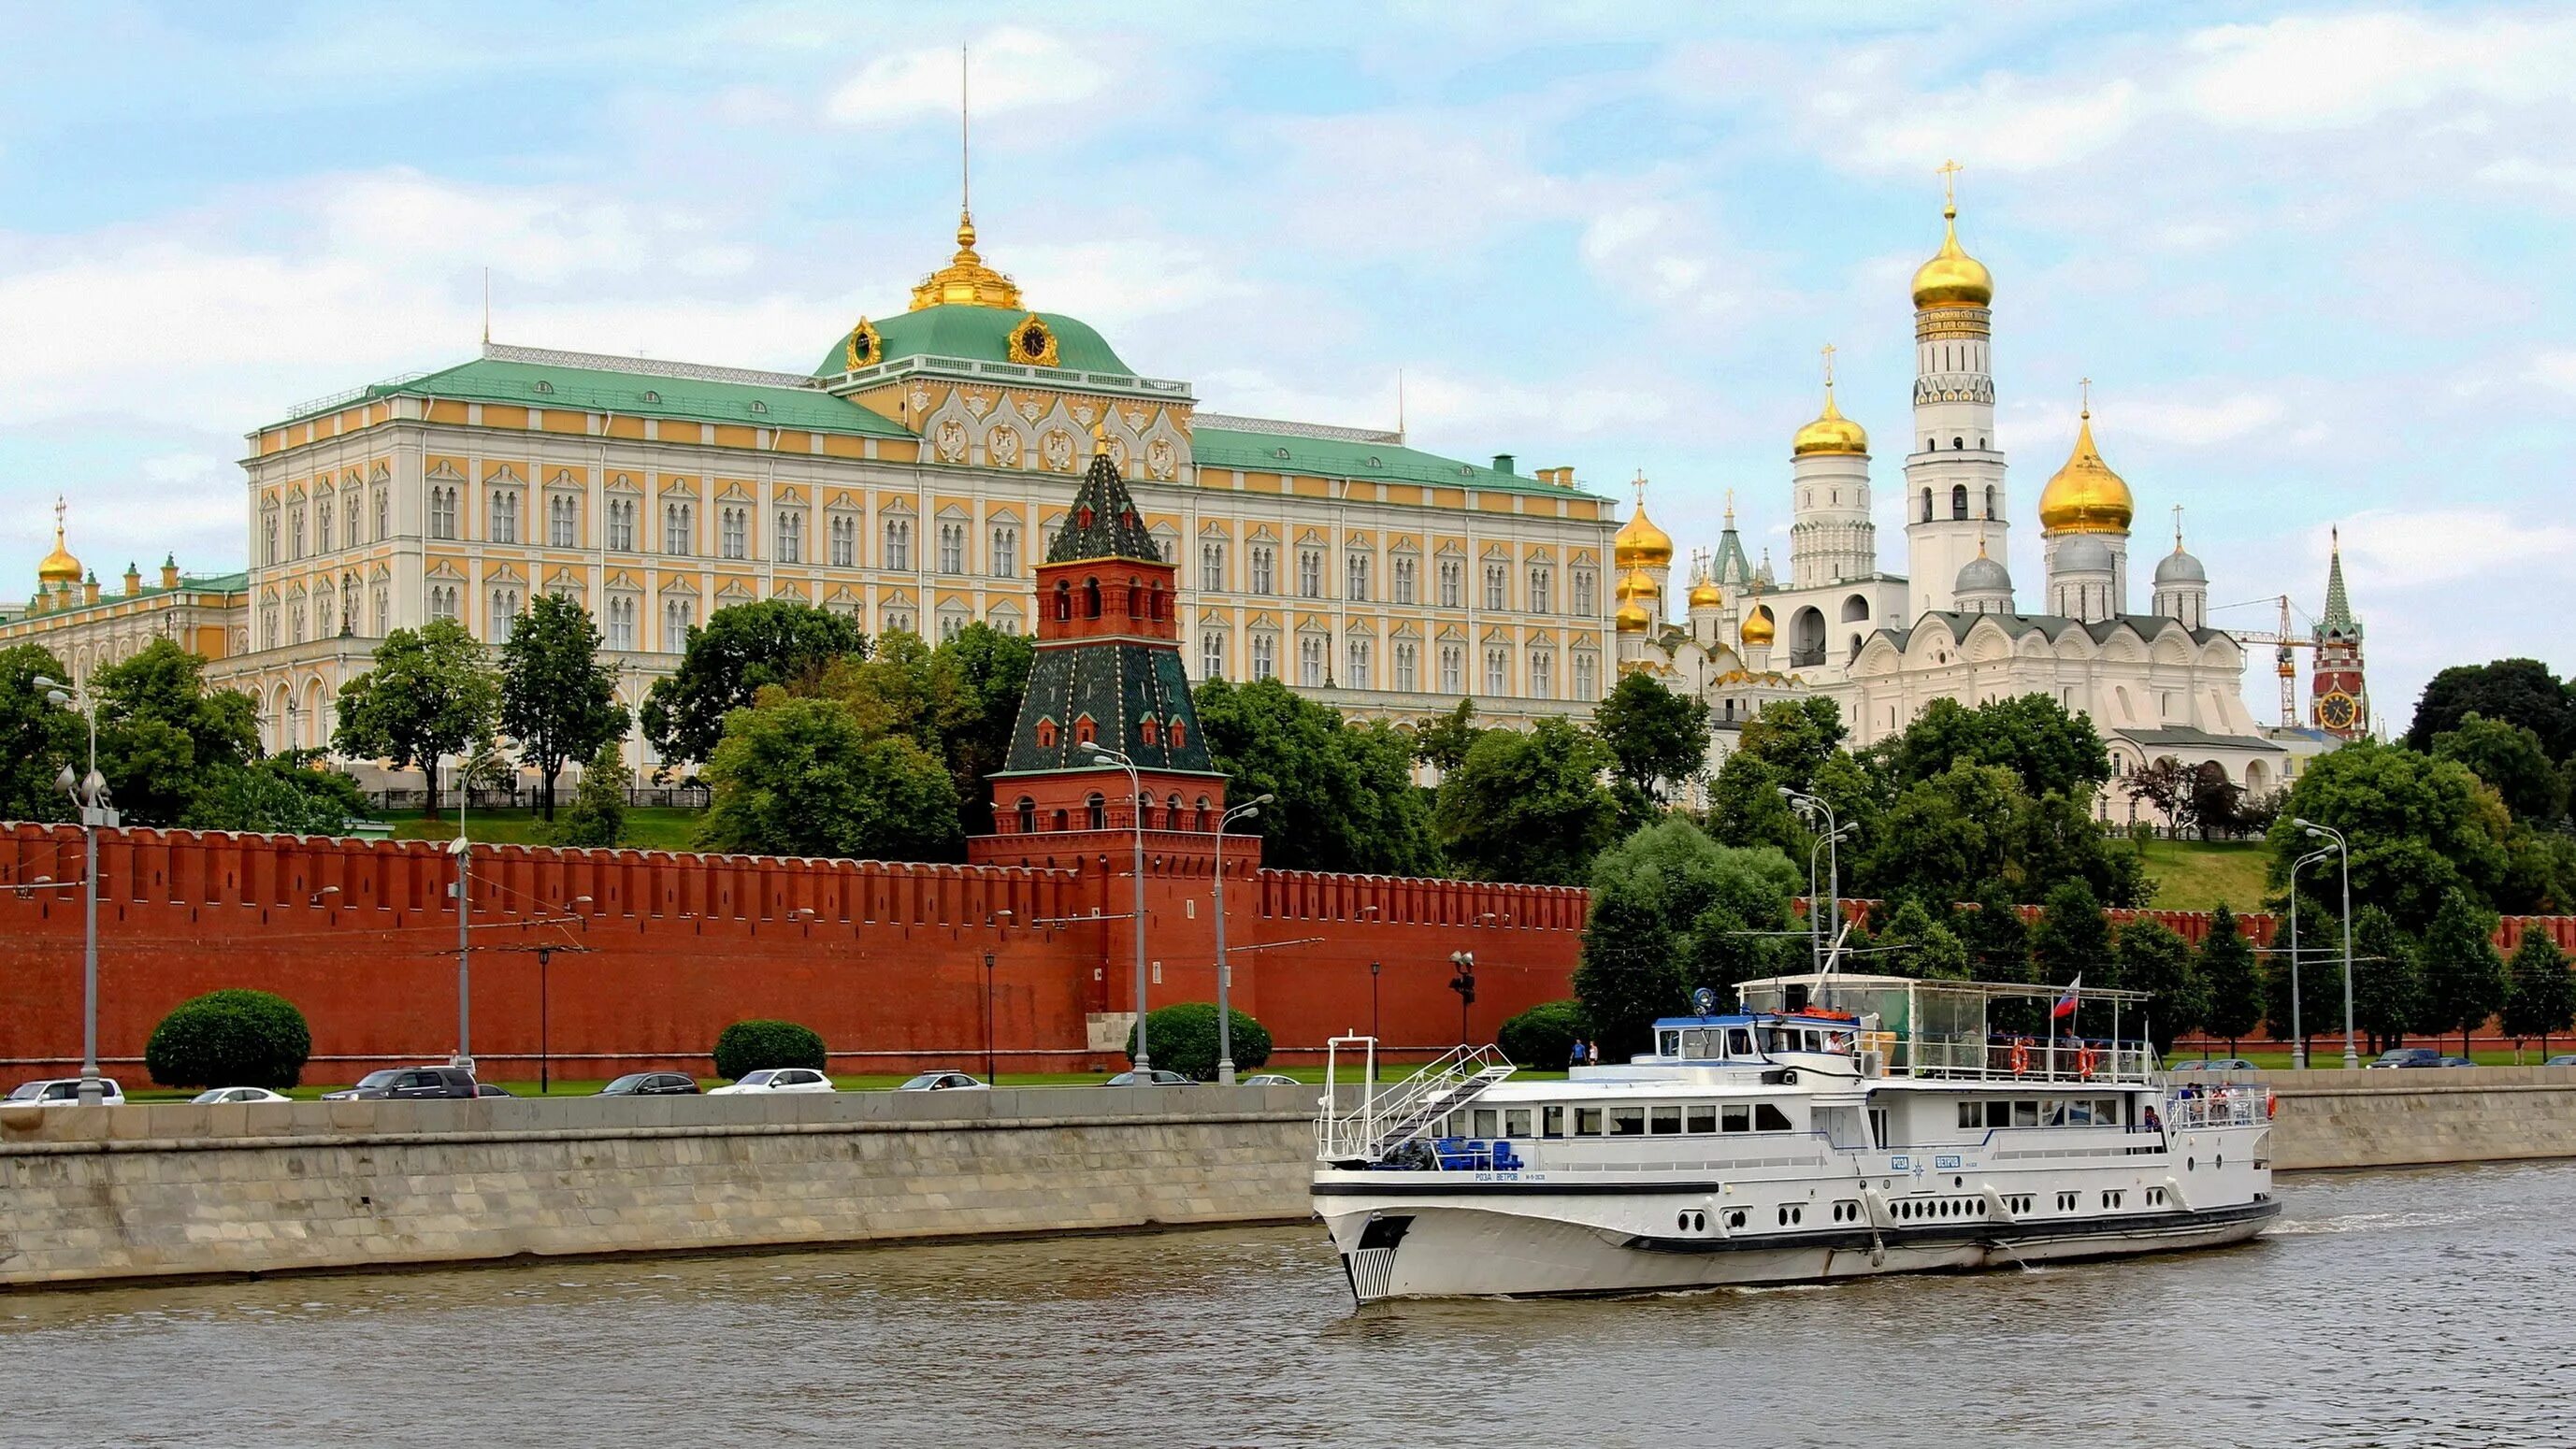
[1317,1038,1516,1164]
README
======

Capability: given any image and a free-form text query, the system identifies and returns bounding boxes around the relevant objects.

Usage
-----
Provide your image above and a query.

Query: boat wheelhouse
[1314,972,2278,1303]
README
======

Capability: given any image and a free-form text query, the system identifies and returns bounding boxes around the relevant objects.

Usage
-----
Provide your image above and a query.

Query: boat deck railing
[1317,1039,1515,1163]
[2162,1083,2274,1130]
[1889,1036,2158,1085]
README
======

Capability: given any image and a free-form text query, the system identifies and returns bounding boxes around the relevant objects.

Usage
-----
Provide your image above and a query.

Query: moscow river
[7,1159,2572,1448]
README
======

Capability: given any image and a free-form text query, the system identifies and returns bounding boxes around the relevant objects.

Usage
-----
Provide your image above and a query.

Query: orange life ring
[2009,1040,2032,1076]
[2266,1092,2278,1121]
[2077,1044,2100,1080]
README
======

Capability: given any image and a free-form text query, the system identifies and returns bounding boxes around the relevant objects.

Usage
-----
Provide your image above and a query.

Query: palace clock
[2317,691,2358,732]
[1008,313,1059,367]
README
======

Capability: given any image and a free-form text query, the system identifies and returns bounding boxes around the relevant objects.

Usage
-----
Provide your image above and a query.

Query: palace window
[1483,646,1508,696]
[1297,548,1322,599]
[720,506,748,560]
[829,514,856,567]
[662,596,696,646]
[607,596,636,651]
[778,509,804,564]
[1438,559,1462,609]
[549,494,578,548]
[1482,563,1506,610]
[1346,551,1371,603]
[342,487,362,544]
[1250,633,1277,681]
[1346,638,1371,690]
[1201,629,1227,681]
[287,502,306,559]
[885,518,913,570]
[663,501,693,556]
[1199,540,1226,592]
[316,497,334,552]
[372,583,389,635]
[1298,635,1326,687]
[990,524,1018,577]
[938,522,966,574]
[1439,644,1462,695]
[1250,544,1276,595]
[1392,554,1417,605]
[1528,565,1552,614]
[1530,649,1555,699]
[430,487,459,540]
[373,486,388,542]
[883,606,914,635]
[490,488,520,545]
[261,506,280,565]
[490,586,523,640]
[428,584,459,624]
[1573,567,1597,616]
[1574,651,1598,700]
[608,498,635,551]
[1393,641,1418,693]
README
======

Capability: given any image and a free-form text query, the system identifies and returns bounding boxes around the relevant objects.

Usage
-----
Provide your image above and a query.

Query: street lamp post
[983,950,998,1082]
[2286,847,2331,1069]
[535,946,554,1094]
[1084,742,1152,1074]
[2295,819,2359,1069]
[1369,961,1382,1061]
[1779,788,1847,973]
[449,750,475,1071]
[35,676,113,1106]
[1210,794,1273,1084]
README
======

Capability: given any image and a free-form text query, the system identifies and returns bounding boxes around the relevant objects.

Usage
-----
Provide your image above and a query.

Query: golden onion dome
[1613,500,1674,569]
[1615,567,1659,605]
[1615,597,1651,633]
[1739,603,1776,646]
[1911,204,1993,310]
[1688,576,1724,610]
[2036,409,2135,535]
[1792,382,1869,457]
[36,507,79,585]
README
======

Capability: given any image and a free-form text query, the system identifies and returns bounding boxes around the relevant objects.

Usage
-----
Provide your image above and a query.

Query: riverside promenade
[5,1067,2572,1289]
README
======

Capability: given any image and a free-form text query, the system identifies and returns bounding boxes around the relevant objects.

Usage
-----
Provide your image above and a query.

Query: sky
[1,0,2568,728]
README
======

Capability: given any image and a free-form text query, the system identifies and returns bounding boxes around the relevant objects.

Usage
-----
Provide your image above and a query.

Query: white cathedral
[1611,180,2293,813]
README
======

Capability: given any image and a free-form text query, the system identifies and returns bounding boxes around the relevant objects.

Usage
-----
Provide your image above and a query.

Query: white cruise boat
[1314,973,2278,1303]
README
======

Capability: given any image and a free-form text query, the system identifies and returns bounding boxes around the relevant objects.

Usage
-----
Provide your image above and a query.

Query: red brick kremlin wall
[0,824,1584,1082]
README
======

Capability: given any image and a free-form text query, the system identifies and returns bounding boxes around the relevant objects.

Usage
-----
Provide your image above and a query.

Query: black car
[598,1072,702,1097]
[2367,1048,2445,1069]
[323,1066,479,1099]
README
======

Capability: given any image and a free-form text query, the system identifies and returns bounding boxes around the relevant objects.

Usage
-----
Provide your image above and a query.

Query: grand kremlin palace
[4,182,2351,805]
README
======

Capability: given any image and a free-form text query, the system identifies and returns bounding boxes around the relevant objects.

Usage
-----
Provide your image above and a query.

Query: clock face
[2320,692,2356,729]
[1018,325,1046,357]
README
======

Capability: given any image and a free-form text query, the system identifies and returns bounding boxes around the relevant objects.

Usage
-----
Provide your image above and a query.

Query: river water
[6,1160,2571,1448]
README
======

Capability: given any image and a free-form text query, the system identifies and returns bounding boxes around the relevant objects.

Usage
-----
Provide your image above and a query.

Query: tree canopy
[2196,905,2263,1051]
[2113,918,2200,1053]
[2431,712,2567,824]
[332,620,500,819]
[1878,695,2112,801]
[1592,671,1709,807]
[0,643,81,822]
[1191,676,1439,876]
[698,694,961,861]
[640,601,869,766]
[2404,658,2576,759]
[497,595,626,819]
[92,639,261,825]
[1436,716,1619,884]
[2349,904,2422,1052]
[2266,739,2512,934]
[2415,889,2506,1056]
[2500,931,2576,1055]
[1575,818,1801,1058]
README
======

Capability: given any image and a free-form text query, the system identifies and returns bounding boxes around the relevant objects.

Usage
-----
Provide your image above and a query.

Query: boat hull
[1318,1189,2279,1303]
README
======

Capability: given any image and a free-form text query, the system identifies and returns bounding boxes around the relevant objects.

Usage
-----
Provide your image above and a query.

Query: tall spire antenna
[482,266,491,345]
[960,43,971,219]
[1396,368,1406,439]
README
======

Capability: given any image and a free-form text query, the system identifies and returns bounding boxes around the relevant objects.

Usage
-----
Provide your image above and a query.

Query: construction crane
[2213,595,2316,727]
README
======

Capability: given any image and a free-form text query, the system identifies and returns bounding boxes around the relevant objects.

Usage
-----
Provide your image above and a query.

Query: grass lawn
[378,807,705,852]
[2134,837,2271,913]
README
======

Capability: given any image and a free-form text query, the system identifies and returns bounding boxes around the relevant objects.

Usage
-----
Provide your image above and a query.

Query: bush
[549,741,629,848]
[1498,999,1591,1068]
[712,1018,827,1081]
[1124,1002,1271,1081]
[145,989,311,1090]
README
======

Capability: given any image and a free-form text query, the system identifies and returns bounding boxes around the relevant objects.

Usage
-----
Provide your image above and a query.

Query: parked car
[2439,1056,2477,1069]
[322,1066,479,1099]
[190,1086,291,1104]
[1239,1073,1302,1086]
[895,1071,987,1091]
[475,1083,515,1098]
[1104,1069,1194,1086]
[707,1068,834,1096]
[2169,1058,2257,1072]
[598,1072,701,1097]
[2366,1048,2445,1069]
[5,1077,126,1106]
[2545,1054,2576,1068]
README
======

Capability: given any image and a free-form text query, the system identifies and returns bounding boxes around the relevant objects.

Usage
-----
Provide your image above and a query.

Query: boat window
[2097,1098,2120,1124]
[1650,1106,1682,1135]
[1682,1028,1712,1058]
[1754,1103,1793,1132]
[2011,1100,2039,1127]
[1542,1105,1565,1139]
[1659,1031,1681,1057]
[1576,1107,1605,1136]
[1721,1105,1751,1133]
[1608,1107,1647,1137]
[1727,1029,1753,1056]
[1473,1108,1501,1138]
[1687,1105,1717,1134]
[1958,1101,1981,1129]
[1504,1109,1532,1138]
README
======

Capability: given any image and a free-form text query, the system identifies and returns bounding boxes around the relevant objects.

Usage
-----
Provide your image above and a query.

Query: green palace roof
[814,305,1135,379]
[272,355,915,437]
[1191,427,1603,499]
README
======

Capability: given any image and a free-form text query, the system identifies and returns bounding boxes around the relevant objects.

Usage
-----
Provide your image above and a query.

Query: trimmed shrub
[1124,1002,1272,1081]
[712,1019,827,1081]
[145,989,312,1090]
[1499,998,1591,1069]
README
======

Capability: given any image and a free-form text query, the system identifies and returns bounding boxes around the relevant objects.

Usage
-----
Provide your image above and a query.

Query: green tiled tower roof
[1047,444,1161,562]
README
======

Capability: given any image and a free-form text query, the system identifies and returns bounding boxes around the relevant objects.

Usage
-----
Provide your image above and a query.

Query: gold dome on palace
[1739,603,1776,646]
[1613,502,1674,569]
[1688,576,1724,609]
[1614,597,1652,633]
[1911,206,1993,310]
[36,519,80,585]
[909,210,1026,311]
[2037,409,2135,535]
[1792,383,1869,456]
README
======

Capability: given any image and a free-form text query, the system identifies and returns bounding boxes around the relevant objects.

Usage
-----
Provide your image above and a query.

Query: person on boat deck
[2143,1104,2162,1134]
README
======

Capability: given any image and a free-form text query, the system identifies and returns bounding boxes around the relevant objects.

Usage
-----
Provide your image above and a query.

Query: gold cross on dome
[1937,159,1963,207]
[2172,503,2185,548]
[1820,341,1836,387]
[2080,376,2094,414]
[1633,469,1648,506]
[54,495,66,534]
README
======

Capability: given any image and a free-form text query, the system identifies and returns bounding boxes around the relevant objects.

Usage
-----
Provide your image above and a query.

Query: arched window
[1036,718,1058,749]
[1169,720,1187,750]
[1053,579,1072,621]
[1084,577,1101,618]
[1139,715,1159,746]
[1053,808,1069,832]
[1016,797,1037,835]
[1921,489,1934,524]
[1950,484,1968,520]
[1073,715,1097,747]
[1952,436,1964,451]
[1086,794,1105,830]
[1127,577,1143,619]
[1167,793,1183,828]
[1196,796,1213,832]
[1136,792,1155,830]
[1983,484,1996,520]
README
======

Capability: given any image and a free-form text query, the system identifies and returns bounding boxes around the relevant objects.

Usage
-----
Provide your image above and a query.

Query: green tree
[2404,658,2576,758]
[1859,762,2019,899]
[1592,671,1708,808]
[2415,889,2506,1057]
[2114,918,2201,1054]
[90,639,260,825]
[1192,677,1439,875]
[2499,931,2576,1056]
[332,620,500,820]
[2266,740,2512,933]
[2349,905,2422,1053]
[2029,880,2110,989]
[497,594,627,819]
[0,643,80,821]
[1436,716,1619,884]
[2264,909,2347,1061]
[1498,999,1592,1069]
[182,754,370,835]
[925,623,1035,836]
[2432,712,2568,823]
[1413,697,1482,776]
[711,1018,827,1080]
[698,695,962,861]
[1735,696,1849,789]
[1123,1002,1272,1080]
[1883,694,2112,800]
[1958,885,2033,982]
[640,600,869,766]
[144,989,311,1090]
[549,741,630,849]
[1575,818,1800,1058]
[1703,752,1806,855]
[2196,905,2264,1054]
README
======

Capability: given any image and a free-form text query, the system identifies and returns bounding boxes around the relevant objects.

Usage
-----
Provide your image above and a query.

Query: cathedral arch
[1840,595,1870,624]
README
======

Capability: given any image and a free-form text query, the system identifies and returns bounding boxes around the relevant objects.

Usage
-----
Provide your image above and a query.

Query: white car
[6,1077,127,1106]
[895,1071,988,1092]
[707,1068,835,1096]
[191,1086,293,1104]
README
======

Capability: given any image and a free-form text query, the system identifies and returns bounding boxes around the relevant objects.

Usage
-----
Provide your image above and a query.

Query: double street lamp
[1779,787,1852,974]
[34,675,114,1106]
[2293,818,2359,1069]
[1210,794,1273,1084]
[2285,845,2334,1069]
[1083,742,1153,1074]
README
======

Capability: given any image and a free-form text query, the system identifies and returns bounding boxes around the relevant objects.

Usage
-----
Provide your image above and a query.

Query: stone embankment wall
[2257,1065,2576,1170]
[0,1086,1317,1290]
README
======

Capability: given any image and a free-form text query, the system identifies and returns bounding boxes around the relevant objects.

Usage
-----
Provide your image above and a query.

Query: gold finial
[1977,530,1989,558]
[2080,376,2093,418]
[1089,418,1110,456]
[1724,487,1735,527]
[1937,158,1963,217]
[1633,469,1648,507]
[909,42,1023,311]
[1821,341,1837,390]
[55,495,66,537]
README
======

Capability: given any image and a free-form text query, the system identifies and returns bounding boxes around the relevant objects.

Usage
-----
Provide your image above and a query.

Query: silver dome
[2154,547,2208,585]
[1956,554,2013,594]
[2057,536,2115,573]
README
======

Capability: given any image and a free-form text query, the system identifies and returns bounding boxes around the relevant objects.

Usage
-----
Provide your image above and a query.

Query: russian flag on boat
[2052,976,2081,1019]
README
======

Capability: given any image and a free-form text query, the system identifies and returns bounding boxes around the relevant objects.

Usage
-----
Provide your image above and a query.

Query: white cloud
[2109,393,2286,448]
[2180,12,2576,130]
[2330,508,2573,589]
[824,28,1107,126]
